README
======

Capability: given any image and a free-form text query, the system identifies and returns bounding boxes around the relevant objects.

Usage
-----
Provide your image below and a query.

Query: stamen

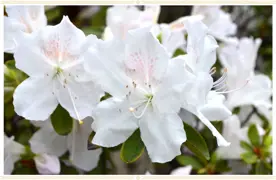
[131,96,152,119]
[129,107,135,112]
[217,79,250,94]
[213,68,227,86]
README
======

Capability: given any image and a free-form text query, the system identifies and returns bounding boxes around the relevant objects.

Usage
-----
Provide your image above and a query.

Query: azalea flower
[12,16,103,122]
[177,19,231,146]
[103,5,160,40]
[29,118,102,172]
[84,27,192,163]
[216,115,265,159]
[218,37,272,110]
[191,6,237,43]
[4,134,25,174]
[4,5,47,53]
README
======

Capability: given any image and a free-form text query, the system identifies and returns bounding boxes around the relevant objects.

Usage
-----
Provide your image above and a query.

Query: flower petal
[153,56,194,114]
[13,33,54,77]
[170,165,192,175]
[13,76,59,121]
[67,118,102,171]
[55,74,103,120]
[199,91,232,121]
[29,121,67,157]
[197,111,230,147]
[83,39,132,98]
[92,98,139,147]
[184,19,218,73]
[139,112,186,163]
[4,16,25,53]
[227,74,272,108]
[125,27,170,84]
[34,154,60,175]
[6,5,47,33]
[35,16,86,67]
[4,135,25,174]
[216,115,243,159]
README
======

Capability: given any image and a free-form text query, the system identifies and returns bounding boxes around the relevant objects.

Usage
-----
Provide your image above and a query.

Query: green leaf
[215,160,231,173]
[120,129,145,163]
[240,141,253,152]
[176,155,204,170]
[200,121,222,152]
[248,124,260,147]
[51,105,73,136]
[183,122,210,161]
[255,161,271,174]
[173,48,186,57]
[263,135,272,147]
[241,152,258,164]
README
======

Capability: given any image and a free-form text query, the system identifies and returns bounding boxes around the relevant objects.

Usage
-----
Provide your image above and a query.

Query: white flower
[4,135,25,174]
[13,16,103,122]
[191,6,237,43]
[34,153,60,175]
[29,118,102,172]
[84,27,191,163]
[4,5,47,53]
[103,5,160,40]
[218,37,272,110]
[216,115,265,159]
[177,19,231,146]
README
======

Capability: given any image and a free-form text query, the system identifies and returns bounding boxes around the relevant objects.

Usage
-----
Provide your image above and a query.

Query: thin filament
[131,97,152,119]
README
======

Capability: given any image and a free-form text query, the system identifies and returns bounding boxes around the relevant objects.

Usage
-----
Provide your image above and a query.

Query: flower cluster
[4,5,272,175]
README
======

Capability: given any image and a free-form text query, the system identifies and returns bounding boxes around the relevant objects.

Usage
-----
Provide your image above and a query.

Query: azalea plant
[4,5,272,175]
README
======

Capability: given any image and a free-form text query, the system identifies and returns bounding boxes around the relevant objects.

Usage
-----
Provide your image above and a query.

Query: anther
[129,107,135,112]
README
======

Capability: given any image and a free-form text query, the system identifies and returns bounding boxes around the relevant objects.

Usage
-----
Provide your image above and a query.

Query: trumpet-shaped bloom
[29,118,102,172]
[216,115,265,159]
[4,5,47,53]
[13,16,103,122]
[4,135,25,174]
[84,27,192,163]
[177,19,231,146]
[191,6,237,43]
[103,5,160,40]
[218,37,272,110]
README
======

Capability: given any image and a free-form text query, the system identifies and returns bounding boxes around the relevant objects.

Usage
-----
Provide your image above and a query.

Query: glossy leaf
[120,129,145,163]
[51,105,73,136]
[183,122,210,161]
[176,155,204,170]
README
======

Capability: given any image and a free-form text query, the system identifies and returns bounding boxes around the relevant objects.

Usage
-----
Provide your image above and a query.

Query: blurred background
[4,6,272,175]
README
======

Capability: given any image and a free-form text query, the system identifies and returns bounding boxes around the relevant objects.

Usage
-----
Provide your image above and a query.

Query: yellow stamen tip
[79,120,84,125]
